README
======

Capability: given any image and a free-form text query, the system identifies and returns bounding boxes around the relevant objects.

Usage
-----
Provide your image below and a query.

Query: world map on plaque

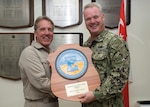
[56,49,88,79]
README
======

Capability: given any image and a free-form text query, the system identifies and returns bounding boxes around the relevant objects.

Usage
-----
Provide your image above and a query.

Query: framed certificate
[0,0,34,28]
[0,33,34,80]
[42,0,83,28]
[92,0,131,29]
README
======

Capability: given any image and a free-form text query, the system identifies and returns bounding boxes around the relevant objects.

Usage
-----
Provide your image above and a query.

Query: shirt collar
[31,41,50,53]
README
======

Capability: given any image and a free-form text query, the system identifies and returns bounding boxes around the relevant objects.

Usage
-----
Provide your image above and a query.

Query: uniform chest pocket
[92,48,108,61]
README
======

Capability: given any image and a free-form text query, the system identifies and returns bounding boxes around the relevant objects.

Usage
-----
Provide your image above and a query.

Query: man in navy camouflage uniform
[78,2,130,107]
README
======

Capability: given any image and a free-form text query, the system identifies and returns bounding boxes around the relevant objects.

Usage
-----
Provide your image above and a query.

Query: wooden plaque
[47,44,100,101]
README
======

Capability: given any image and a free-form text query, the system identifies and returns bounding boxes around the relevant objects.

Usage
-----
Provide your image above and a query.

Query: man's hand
[78,91,96,103]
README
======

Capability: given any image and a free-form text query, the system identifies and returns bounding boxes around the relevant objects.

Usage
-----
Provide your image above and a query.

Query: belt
[26,97,58,103]
[42,97,58,103]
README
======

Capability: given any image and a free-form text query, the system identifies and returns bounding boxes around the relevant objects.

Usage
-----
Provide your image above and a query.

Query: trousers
[25,99,59,107]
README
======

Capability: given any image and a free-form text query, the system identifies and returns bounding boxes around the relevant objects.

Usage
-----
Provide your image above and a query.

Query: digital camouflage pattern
[83,29,130,107]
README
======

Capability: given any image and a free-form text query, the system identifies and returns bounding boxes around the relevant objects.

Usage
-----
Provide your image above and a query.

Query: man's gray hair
[83,2,103,13]
[34,16,54,31]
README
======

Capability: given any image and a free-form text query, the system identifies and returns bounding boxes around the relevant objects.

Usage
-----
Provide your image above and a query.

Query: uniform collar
[95,29,109,42]
[84,29,108,47]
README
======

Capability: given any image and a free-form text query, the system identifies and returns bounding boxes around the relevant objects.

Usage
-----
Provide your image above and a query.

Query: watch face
[56,49,88,79]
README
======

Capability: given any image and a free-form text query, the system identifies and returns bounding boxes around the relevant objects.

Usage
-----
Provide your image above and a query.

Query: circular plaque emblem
[56,49,88,79]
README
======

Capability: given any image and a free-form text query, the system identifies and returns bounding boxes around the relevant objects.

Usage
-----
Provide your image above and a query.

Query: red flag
[118,0,129,107]
[119,0,127,41]
[122,82,129,107]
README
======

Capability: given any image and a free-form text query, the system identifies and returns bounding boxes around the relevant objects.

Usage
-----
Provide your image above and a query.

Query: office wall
[127,0,150,106]
[0,0,150,107]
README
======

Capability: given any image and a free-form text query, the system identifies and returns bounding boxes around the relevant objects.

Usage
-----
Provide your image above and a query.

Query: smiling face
[84,6,105,37]
[34,19,54,48]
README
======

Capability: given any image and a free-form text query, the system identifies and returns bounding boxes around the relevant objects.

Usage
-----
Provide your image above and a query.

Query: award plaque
[50,33,83,51]
[0,33,34,80]
[47,44,100,101]
[42,0,82,28]
[0,0,34,28]
[92,0,131,28]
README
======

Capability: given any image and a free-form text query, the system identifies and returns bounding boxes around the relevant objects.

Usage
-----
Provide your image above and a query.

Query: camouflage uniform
[83,29,130,107]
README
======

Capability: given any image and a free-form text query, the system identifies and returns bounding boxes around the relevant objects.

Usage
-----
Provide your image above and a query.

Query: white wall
[0,0,150,107]
[127,0,150,106]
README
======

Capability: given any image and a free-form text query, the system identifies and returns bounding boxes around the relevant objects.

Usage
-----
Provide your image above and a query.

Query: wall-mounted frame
[42,0,83,28]
[50,33,83,51]
[0,33,34,80]
[0,0,34,28]
[91,0,131,29]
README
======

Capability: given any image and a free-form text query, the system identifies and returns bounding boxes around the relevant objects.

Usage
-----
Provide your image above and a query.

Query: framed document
[42,0,83,28]
[50,33,83,51]
[0,0,34,28]
[0,33,34,80]
[92,0,131,29]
